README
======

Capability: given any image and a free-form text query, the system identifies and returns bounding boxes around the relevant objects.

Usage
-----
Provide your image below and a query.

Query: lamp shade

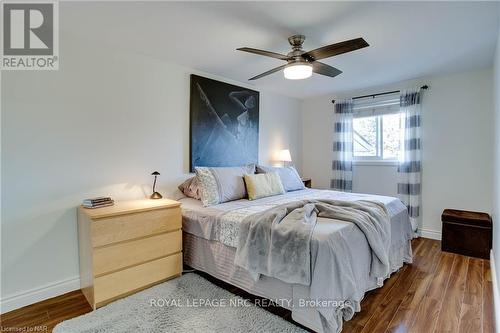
[278,149,292,162]
[284,63,313,80]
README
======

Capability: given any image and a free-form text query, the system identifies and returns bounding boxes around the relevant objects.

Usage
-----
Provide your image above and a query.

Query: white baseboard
[0,276,80,314]
[491,250,500,333]
[419,228,442,240]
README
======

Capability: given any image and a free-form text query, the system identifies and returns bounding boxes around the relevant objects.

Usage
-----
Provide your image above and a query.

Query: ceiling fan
[237,35,369,81]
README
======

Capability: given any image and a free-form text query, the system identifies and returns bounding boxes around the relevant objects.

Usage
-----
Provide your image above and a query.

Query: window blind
[353,92,400,117]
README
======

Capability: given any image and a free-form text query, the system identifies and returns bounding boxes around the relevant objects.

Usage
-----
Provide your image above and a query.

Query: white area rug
[54,273,306,332]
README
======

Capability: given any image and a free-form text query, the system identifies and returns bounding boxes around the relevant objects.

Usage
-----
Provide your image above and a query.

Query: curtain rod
[331,85,429,104]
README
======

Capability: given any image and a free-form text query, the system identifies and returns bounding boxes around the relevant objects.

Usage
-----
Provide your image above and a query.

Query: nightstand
[301,177,312,188]
[77,198,182,309]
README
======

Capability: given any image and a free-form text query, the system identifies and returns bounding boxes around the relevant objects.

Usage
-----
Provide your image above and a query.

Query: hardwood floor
[0,238,494,333]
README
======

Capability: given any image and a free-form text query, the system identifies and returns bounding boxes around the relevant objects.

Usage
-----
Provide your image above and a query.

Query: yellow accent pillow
[244,173,285,200]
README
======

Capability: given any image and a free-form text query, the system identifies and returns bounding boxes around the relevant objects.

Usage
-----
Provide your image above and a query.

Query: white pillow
[195,165,256,206]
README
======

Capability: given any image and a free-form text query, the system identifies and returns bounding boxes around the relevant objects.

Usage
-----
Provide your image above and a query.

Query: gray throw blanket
[234,199,391,286]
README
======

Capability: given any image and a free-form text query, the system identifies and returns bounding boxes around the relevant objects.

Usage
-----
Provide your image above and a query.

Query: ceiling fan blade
[237,47,289,61]
[248,64,287,80]
[303,38,369,61]
[312,61,343,78]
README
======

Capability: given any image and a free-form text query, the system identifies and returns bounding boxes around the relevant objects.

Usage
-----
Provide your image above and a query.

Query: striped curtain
[331,99,354,192]
[398,89,422,234]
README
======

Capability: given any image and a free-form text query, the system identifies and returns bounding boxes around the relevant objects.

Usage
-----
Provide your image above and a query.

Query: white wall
[492,12,500,329]
[0,37,302,311]
[351,164,398,197]
[260,93,303,168]
[302,68,494,238]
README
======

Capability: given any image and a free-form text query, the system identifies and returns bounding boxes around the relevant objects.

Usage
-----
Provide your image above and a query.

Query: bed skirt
[183,232,412,333]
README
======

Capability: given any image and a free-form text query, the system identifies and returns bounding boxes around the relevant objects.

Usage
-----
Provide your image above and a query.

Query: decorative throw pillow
[244,173,285,200]
[256,165,305,192]
[195,165,256,207]
[177,177,201,200]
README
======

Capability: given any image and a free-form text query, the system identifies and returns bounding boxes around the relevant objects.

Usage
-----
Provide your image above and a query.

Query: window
[353,95,402,161]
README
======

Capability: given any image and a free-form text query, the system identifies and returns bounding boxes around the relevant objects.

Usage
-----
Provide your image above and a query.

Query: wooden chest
[441,209,492,259]
[77,199,182,309]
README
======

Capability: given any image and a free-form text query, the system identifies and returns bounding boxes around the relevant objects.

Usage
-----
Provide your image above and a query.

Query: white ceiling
[62,1,500,99]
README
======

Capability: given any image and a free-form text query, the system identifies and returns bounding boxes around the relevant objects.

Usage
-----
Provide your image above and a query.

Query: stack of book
[82,197,114,209]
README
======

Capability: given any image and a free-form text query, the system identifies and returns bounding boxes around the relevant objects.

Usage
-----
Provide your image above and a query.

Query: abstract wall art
[189,75,259,171]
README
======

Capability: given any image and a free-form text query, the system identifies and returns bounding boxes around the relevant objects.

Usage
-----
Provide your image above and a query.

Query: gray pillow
[195,165,256,206]
[256,165,305,192]
[178,177,201,200]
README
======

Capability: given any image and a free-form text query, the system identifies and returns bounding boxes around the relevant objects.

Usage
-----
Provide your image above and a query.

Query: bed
[181,188,413,333]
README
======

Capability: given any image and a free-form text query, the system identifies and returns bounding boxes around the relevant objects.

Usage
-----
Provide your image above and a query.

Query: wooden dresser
[77,199,182,309]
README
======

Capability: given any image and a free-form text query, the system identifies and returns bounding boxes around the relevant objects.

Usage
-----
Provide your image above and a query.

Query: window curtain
[398,88,422,234]
[331,99,354,192]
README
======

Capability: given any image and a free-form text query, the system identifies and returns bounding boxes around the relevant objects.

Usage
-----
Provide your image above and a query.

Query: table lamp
[150,171,163,199]
[278,149,292,167]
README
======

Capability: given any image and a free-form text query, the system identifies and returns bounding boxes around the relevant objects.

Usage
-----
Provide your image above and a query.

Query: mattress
[180,189,413,333]
[181,188,409,247]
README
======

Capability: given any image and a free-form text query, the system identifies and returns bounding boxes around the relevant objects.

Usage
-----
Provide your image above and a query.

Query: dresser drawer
[93,253,182,306]
[91,207,181,247]
[93,230,182,276]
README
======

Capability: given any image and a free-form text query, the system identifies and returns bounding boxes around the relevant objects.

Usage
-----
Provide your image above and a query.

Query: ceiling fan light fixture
[238,35,368,81]
[284,63,313,80]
